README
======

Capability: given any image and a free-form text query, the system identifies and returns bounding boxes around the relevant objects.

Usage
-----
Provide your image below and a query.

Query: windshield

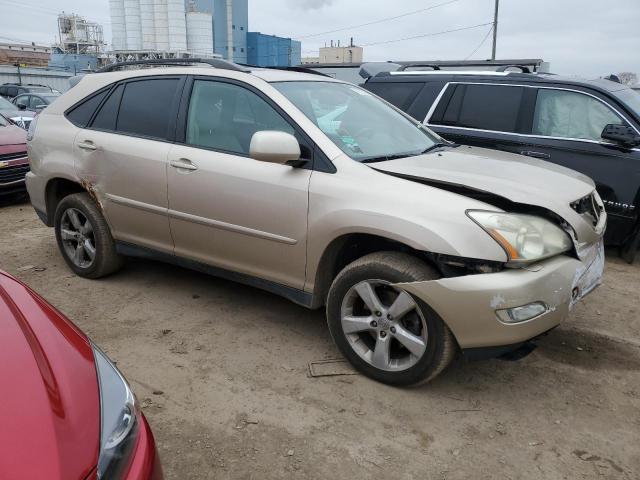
[273,81,442,162]
[0,96,15,111]
[613,88,640,118]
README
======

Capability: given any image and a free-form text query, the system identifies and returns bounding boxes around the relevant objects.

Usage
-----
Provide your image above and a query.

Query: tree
[616,72,638,86]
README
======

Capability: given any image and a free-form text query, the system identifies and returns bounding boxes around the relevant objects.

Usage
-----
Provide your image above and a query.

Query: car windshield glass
[613,88,640,118]
[0,96,15,110]
[273,81,441,162]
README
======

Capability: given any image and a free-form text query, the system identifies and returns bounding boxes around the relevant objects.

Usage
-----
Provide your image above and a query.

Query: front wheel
[326,252,456,386]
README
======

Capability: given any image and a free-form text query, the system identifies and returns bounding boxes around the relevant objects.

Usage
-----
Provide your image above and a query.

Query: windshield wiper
[360,153,415,163]
[419,142,453,154]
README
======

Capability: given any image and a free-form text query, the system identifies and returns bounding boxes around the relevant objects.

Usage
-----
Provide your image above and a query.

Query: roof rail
[495,65,531,73]
[398,63,441,71]
[96,58,251,73]
[262,66,331,77]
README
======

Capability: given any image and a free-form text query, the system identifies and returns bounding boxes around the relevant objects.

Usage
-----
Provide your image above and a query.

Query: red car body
[0,271,162,480]
[0,114,29,195]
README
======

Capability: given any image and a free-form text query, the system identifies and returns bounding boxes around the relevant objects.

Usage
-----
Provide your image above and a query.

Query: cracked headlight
[93,344,139,479]
[467,211,572,264]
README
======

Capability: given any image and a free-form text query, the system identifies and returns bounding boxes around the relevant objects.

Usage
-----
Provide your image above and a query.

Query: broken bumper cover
[396,245,604,349]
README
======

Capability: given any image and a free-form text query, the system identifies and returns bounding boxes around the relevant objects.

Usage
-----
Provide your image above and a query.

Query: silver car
[25,61,606,385]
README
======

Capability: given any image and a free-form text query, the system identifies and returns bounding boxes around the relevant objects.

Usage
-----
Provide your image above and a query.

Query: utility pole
[491,0,499,60]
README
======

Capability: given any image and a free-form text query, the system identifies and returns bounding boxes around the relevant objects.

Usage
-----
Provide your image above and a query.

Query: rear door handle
[77,141,97,151]
[170,158,198,171]
[520,150,550,160]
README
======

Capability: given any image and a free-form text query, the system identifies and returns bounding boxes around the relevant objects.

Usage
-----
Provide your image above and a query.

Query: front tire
[326,251,456,386]
[54,192,124,279]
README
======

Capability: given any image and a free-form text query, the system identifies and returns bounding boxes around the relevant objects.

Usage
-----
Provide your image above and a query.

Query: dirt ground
[1,195,639,480]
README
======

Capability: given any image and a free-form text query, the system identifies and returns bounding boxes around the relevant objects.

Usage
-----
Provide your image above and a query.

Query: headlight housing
[93,344,139,479]
[467,211,573,264]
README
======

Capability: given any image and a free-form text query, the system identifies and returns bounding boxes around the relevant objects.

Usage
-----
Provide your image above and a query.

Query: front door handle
[77,141,97,151]
[170,158,198,171]
[520,150,550,160]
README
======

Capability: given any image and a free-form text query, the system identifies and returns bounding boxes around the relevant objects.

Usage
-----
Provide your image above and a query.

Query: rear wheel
[54,193,124,278]
[327,251,456,385]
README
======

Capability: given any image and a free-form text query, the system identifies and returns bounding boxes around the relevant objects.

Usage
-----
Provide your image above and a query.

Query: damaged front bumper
[396,242,604,350]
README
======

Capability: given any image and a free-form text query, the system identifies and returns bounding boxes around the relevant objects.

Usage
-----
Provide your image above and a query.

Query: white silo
[109,0,127,51]
[186,11,213,57]
[124,0,142,50]
[153,0,170,51]
[139,0,156,50]
[167,0,187,52]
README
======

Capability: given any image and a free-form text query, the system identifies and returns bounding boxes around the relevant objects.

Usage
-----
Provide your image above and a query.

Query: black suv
[0,83,56,99]
[362,66,640,261]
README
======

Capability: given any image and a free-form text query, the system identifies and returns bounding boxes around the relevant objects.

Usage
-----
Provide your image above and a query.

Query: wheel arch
[309,232,435,309]
[44,177,87,226]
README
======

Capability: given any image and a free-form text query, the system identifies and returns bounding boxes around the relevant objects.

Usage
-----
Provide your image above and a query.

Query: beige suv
[26,60,606,385]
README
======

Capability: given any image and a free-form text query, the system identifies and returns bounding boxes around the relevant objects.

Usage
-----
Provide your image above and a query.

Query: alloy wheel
[60,207,96,269]
[340,280,428,372]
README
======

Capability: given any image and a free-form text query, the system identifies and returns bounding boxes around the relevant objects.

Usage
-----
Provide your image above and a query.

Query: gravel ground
[1,196,639,480]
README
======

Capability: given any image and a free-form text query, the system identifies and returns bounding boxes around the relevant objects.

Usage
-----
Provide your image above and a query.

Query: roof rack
[97,58,251,73]
[262,66,331,77]
[495,65,531,73]
[397,63,441,71]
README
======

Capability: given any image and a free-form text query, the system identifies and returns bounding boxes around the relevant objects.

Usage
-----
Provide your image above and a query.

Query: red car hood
[0,272,99,480]
[0,123,27,151]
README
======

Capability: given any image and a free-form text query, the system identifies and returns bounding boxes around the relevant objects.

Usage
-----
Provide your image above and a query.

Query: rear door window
[432,84,524,133]
[30,96,47,109]
[116,78,180,140]
[15,95,30,109]
[7,87,18,98]
[532,88,627,141]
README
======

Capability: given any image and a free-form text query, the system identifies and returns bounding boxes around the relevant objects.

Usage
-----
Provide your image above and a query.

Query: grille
[571,193,602,227]
[0,151,27,162]
[0,164,30,184]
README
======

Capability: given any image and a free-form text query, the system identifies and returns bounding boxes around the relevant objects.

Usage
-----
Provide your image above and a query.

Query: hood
[372,146,603,244]
[0,122,27,147]
[0,272,99,480]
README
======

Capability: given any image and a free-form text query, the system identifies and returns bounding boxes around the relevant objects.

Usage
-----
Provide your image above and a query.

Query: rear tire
[54,192,124,279]
[326,251,456,386]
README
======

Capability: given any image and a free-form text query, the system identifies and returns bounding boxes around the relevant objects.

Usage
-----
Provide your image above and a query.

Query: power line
[359,22,493,47]
[295,0,462,40]
[464,25,493,60]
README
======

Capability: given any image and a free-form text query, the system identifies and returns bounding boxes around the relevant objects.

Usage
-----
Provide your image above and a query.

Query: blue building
[246,32,301,67]
[48,50,98,74]
[213,0,248,63]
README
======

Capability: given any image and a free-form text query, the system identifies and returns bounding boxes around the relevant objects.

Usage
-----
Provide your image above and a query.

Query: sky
[1,0,639,78]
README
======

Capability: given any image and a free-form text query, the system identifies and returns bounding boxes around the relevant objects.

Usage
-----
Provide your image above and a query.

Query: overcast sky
[1,0,639,78]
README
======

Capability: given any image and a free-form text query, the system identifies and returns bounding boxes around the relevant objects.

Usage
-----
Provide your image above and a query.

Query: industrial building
[48,14,104,73]
[0,43,52,67]
[213,0,248,62]
[108,0,215,58]
[246,33,300,67]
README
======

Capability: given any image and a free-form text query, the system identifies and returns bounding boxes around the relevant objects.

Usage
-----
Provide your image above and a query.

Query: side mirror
[17,103,26,111]
[601,124,640,148]
[249,131,301,165]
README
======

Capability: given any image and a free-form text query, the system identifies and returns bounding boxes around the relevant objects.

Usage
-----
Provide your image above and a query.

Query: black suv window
[432,83,524,133]
[116,78,180,140]
[7,86,18,97]
[532,88,627,141]
[66,89,110,127]
[364,82,423,110]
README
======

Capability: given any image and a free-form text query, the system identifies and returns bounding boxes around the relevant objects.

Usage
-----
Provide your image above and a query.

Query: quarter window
[66,89,110,127]
[116,78,180,140]
[186,80,294,155]
[433,84,524,133]
[91,84,124,131]
[532,89,626,141]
